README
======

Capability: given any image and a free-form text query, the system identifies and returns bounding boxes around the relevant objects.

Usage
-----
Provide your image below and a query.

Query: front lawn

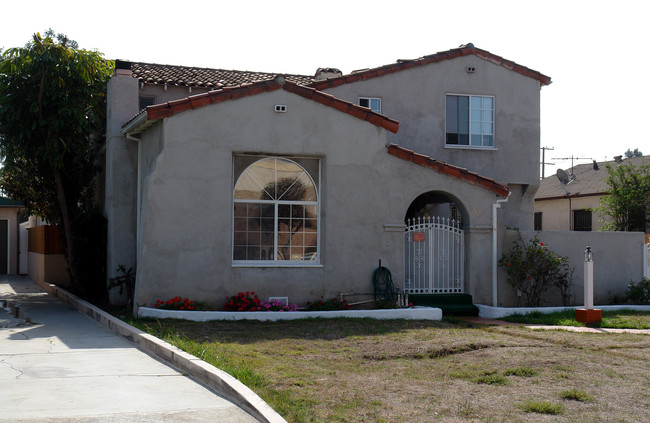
[130,316,650,422]
[501,309,650,329]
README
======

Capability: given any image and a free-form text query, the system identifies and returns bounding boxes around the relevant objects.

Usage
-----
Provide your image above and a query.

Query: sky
[2,0,648,178]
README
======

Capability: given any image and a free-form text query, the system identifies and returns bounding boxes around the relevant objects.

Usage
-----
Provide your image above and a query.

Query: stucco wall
[498,229,645,306]
[535,195,608,231]
[133,88,501,308]
[321,56,542,188]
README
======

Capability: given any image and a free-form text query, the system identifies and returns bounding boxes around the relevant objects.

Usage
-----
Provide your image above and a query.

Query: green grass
[501,309,650,329]
[558,388,595,402]
[504,366,538,377]
[519,400,565,414]
[474,371,509,386]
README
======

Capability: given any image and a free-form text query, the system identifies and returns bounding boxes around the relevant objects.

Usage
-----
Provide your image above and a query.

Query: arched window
[233,158,319,263]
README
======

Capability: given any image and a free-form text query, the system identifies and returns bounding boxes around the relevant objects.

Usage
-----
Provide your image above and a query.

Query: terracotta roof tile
[122,61,313,89]
[123,77,399,135]
[387,144,510,197]
[310,43,551,90]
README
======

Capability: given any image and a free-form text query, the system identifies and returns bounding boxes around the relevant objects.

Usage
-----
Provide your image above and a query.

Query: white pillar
[584,248,593,309]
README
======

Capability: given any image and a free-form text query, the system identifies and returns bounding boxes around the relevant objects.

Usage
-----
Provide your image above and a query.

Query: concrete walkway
[0,276,259,422]
[459,316,650,334]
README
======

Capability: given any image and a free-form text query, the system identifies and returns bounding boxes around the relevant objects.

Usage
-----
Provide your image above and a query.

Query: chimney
[614,155,623,163]
[314,67,342,81]
[114,60,133,77]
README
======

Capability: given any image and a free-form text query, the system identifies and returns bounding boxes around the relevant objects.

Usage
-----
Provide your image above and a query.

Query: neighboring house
[535,155,650,232]
[104,44,552,310]
[0,197,24,274]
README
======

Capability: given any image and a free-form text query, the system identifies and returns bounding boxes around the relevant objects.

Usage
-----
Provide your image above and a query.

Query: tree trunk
[52,168,82,293]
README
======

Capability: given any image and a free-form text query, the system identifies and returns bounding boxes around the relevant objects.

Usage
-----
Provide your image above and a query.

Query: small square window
[359,97,381,114]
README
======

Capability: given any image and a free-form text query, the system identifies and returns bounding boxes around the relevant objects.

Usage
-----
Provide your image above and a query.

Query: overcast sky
[2,0,648,178]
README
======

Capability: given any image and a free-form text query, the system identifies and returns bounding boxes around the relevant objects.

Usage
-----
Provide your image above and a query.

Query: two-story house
[104,44,551,312]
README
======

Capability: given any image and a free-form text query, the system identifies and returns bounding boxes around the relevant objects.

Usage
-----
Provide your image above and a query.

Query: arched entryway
[403,191,466,294]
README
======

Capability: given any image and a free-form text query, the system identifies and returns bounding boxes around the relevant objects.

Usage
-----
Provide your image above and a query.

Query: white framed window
[446,94,494,147]
[233,157,319,264]
[359,97,381,114]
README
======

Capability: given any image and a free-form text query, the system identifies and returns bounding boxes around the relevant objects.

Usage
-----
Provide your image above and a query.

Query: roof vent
[614,155,623,163]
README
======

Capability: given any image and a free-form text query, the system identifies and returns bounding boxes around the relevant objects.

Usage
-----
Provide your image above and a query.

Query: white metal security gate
[404,217,464,294]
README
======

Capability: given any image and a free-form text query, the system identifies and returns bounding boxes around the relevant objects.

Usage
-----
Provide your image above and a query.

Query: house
[104,44,553,311]
[0,196,24,275]
[535,155,650,232]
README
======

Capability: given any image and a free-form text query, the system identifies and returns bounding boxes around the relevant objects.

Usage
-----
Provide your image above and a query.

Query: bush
[625,278,650,304]
[305,297,350,311]
[499,231,574,307]
[224,292,263,311]
[154,296,196,310]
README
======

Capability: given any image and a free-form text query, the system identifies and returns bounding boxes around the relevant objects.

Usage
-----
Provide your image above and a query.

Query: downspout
[492,193,511,307]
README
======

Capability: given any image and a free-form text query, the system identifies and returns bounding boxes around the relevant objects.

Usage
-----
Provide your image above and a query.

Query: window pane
[471,96,482,108]
[359,98,369,108]
[483,97,493,108]
[458,133,469,145]
[483,135,493,146]
[370,98,381,113]
[446,96,458,135]
[470,134,482,146]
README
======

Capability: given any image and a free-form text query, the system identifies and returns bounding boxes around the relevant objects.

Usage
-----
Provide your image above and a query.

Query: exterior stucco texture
[133,89,499,308]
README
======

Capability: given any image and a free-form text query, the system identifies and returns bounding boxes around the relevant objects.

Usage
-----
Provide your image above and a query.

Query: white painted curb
[476,304,650,319]
[33,280,286,423]
[138,306,443,321]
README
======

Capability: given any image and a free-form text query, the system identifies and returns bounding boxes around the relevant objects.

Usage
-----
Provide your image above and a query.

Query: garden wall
[498,229,645,307]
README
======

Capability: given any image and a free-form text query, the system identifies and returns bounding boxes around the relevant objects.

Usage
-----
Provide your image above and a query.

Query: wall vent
[466,66,476,73]
[275,104,287,113]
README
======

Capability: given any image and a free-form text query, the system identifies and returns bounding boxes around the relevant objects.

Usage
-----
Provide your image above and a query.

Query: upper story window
[233,157,319,264]
[446,94,494,147]
[359,97,381,114]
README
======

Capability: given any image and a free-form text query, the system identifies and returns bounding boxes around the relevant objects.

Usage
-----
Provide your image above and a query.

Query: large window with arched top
[233,157,319,264]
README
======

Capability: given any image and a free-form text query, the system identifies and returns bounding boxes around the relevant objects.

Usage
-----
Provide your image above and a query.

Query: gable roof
[0,197,23,208]
[309,43,551,90]
[535,155,650,200]
[387,144,510,197]
[121,77,399,135]
[115,60,313,89]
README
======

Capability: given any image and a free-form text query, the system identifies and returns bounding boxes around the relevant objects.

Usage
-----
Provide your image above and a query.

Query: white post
[584,246,593,310]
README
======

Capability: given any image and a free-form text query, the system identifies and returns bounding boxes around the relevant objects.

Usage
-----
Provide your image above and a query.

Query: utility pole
[551,155,592,176]
[540,146,554,179]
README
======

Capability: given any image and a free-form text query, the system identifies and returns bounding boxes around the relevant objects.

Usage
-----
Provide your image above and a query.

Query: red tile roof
[122,77,399,134]
[387,144,510,197]
[309,44,551,90]
[118,60,313,89]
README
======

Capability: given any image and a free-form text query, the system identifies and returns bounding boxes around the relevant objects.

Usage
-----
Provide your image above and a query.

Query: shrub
[154,296,195,310]
[504,366,538,377]
[499,231,574,307]
[224,292,263,311]
[305,296,350,311]
[625,278,650,304]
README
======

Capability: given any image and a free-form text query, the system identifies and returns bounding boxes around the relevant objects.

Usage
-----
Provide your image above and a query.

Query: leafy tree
[597,162,650,232]
[0,30,113,294]
[624,148,643,158]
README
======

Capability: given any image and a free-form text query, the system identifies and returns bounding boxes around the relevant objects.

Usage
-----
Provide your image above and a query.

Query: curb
[32,280,286,423]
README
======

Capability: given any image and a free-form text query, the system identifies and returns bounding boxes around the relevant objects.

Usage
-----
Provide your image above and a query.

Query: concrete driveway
[0,276,259,422]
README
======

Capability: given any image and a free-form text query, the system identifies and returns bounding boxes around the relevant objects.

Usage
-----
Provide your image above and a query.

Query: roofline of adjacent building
[535,191,608,201]
[309,43,552,90]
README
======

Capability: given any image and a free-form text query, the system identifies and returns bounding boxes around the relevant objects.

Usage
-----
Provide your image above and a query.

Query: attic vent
[275,104,287,113]
[466,66,476,73]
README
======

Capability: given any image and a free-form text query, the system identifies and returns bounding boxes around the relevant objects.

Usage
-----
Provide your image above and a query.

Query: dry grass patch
[133,318,650,422]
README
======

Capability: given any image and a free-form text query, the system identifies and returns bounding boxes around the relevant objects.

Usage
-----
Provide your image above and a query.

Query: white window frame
[445,93,496,150]
[232,157,321,267]
[358,97,381,114]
